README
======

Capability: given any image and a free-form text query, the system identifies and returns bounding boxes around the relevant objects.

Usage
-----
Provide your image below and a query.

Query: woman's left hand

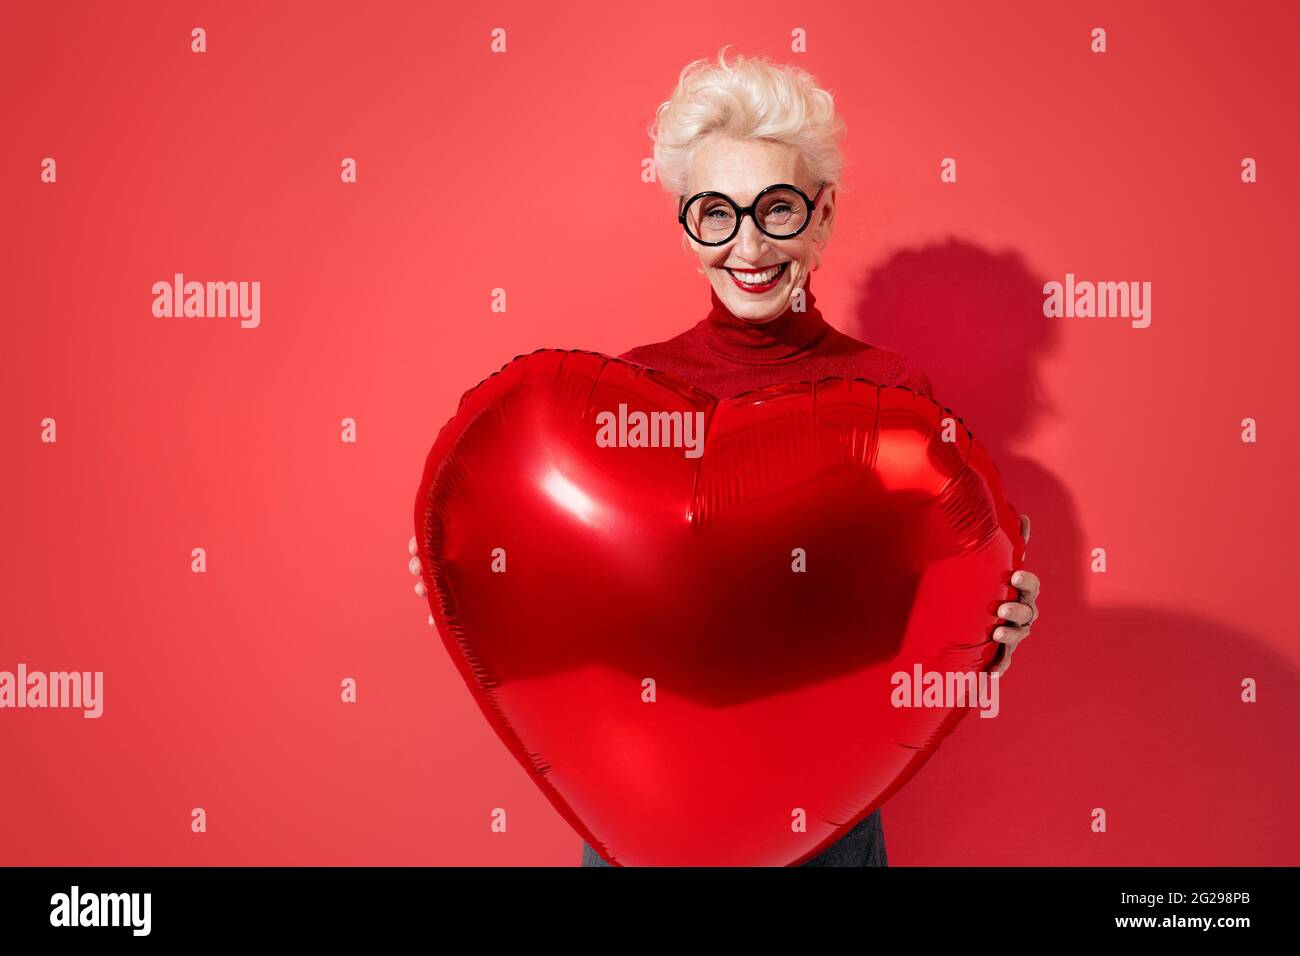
[992,513,1041,676]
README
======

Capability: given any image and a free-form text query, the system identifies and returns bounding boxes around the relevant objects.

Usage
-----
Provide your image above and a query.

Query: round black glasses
[677,182,827,246]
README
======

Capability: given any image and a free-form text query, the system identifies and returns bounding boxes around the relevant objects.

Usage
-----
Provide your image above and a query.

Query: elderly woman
[409,46,1041,867]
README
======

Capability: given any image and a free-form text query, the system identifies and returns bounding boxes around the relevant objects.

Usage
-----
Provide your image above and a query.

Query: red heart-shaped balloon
[414,349,1024,866]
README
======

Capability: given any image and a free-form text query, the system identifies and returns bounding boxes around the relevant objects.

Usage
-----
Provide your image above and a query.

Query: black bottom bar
[0,866,1288,942]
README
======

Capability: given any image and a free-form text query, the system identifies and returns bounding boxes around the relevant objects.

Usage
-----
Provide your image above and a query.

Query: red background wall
[3,0,1297,864]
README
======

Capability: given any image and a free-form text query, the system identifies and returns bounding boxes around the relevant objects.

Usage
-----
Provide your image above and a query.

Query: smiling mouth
[724,262,789,288]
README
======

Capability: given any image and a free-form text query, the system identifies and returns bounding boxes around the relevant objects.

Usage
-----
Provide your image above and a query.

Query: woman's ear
[813,186,837,242]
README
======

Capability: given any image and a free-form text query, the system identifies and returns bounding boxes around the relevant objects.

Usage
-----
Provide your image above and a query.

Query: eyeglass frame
[677,181,827,246]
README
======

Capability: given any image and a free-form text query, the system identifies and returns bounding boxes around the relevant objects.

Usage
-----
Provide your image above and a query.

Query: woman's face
[682,135,835,324]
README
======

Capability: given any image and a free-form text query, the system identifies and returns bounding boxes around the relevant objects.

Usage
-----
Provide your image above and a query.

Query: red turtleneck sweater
[618,273,934,402]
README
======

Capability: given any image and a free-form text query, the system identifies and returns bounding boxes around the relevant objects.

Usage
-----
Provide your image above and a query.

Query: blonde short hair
[648,44,848,201]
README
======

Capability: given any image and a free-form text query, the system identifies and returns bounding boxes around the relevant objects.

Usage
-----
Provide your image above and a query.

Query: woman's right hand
[408,536,433,626]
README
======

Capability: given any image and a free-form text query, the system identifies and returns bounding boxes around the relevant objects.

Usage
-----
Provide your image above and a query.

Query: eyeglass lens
[682,187,811,242]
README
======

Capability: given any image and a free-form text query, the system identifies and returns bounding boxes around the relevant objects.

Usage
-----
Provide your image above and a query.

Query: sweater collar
[699,272,830,365]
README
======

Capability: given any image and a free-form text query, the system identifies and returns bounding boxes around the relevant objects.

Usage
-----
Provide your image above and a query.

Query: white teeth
[728,264,783,285]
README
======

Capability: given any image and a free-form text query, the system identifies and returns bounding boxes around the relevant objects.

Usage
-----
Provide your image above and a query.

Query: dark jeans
[580,808,887,867]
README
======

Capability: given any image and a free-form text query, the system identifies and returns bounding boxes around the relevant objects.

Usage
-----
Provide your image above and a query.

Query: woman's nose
[733,215,771,259]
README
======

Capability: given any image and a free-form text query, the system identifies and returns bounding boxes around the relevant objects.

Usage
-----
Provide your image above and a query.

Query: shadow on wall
[847,238,1299,865]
